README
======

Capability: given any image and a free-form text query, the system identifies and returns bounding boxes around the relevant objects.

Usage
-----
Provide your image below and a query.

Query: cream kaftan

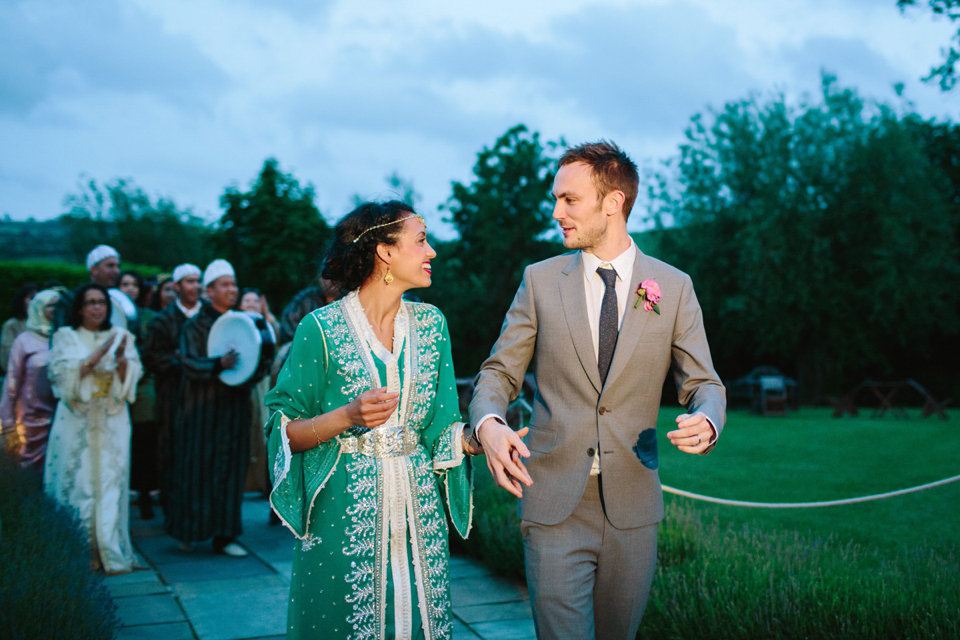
[44,326,142,573]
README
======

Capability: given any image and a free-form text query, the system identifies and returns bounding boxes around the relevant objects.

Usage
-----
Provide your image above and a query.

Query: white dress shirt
[580,243,637,361]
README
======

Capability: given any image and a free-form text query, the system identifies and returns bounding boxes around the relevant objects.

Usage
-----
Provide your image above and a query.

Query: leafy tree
[214,158,332,309]
[898,0,960,90]
[423,125,564,374]
[647,74,960,400]
[60,177,211,270]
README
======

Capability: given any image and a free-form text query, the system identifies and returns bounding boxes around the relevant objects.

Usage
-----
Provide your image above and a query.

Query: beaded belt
[338,426,419,458]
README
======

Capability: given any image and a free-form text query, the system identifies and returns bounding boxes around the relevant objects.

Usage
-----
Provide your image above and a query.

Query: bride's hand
[345,387,400,428]
[462,429,484,456]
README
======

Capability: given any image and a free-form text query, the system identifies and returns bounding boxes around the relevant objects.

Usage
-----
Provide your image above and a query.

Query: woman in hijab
[0,289,60,476]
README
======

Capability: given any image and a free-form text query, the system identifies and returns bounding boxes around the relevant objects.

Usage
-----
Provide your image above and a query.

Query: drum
[207,311,262,386]
[108,288,137,330]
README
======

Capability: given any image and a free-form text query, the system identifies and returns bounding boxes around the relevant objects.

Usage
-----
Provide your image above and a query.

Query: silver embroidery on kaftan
[325,293,451,640]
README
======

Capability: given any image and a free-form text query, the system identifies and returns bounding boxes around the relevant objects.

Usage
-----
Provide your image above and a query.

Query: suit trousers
[521,475,658,640]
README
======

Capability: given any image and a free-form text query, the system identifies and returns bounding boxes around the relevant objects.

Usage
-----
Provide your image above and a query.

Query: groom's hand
[478,418,532,498]
[667,412,715,455]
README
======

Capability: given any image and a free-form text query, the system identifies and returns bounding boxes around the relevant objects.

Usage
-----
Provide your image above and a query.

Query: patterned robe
[44,326,142,572]
[265,292,472,640]
[165,304,270,542]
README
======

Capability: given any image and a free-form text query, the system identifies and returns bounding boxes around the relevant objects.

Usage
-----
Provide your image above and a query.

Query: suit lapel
[604,251,653,387]
[559,252,602,394]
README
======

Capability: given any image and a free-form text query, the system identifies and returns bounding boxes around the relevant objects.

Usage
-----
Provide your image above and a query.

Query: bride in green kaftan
[265,201,479,640]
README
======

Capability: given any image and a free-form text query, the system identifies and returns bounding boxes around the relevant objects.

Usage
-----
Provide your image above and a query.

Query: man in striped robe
[164,260,270,556]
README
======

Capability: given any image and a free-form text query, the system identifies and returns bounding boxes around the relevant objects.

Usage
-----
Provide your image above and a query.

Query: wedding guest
[236,287,275,497]
[50,245,121,337]
[142,264,203,514]
[44,283,142,574]
[165,260,270,556]
[0,290,59,476]
[119,270,160,520]
[150,276,176,312]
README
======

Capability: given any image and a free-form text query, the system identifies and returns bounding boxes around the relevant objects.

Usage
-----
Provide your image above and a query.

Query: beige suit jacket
[469,249,726,529]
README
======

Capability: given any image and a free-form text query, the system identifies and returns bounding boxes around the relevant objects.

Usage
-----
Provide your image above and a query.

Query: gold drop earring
[384,267,394,285]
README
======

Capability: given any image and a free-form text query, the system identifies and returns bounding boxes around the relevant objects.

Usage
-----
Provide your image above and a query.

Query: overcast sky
[1,0,956,237]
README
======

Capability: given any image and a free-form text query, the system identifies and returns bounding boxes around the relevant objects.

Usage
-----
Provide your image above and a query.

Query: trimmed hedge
[0,453,120,639]
[0,261,164,316]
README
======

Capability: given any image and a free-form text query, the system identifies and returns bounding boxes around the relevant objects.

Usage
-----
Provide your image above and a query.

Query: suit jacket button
[598,406,607,415]
[587,447,596,457]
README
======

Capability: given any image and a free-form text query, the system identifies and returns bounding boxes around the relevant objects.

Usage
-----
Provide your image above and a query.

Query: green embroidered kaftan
[265,292,472,640]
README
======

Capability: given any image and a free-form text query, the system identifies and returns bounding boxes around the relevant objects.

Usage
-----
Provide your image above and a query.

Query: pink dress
[0,330,55,470]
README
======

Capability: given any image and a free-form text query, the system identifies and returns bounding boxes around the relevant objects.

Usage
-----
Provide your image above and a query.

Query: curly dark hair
[70,283,112,331]
[321,200,416,293]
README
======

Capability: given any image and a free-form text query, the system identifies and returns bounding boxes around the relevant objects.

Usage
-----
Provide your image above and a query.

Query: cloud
[780,35,903,97]
[0,0,227,118]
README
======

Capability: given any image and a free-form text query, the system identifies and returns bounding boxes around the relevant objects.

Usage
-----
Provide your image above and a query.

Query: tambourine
[207,311,262,386]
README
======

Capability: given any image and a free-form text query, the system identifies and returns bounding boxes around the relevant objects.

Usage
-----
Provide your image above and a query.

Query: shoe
[216,542,249,557]
[177,541,194,553]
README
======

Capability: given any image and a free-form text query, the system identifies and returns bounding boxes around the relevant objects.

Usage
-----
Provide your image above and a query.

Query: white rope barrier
[661,473,960,508]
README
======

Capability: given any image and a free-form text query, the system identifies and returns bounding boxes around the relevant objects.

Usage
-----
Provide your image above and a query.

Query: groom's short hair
[559,141,639,221]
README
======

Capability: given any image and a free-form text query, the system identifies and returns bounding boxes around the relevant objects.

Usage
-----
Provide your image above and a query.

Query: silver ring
[695,434,701,445]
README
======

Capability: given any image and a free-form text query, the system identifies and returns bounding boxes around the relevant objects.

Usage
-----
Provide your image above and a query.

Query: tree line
[26,74,960,402]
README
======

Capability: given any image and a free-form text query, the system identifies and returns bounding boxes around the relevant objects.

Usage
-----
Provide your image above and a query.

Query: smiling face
[239,292,261,313]
[379,217,436,291]
[80,288,109,330]
[207,275,238,313]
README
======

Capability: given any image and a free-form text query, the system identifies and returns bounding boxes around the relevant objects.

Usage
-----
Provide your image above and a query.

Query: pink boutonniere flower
[634,279,661,314]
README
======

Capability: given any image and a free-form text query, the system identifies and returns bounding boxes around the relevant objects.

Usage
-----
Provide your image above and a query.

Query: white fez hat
[172,263,202,283]
[203,259,236,287]
[85,245,120,270]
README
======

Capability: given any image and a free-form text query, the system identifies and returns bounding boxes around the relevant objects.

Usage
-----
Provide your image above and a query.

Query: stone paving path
[107,495,535,639]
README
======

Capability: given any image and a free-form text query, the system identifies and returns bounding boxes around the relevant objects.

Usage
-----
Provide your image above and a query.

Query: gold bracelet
[310,416,324,448]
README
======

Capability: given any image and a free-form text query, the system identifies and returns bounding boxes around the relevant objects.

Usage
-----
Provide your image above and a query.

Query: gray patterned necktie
[597,265,618,385]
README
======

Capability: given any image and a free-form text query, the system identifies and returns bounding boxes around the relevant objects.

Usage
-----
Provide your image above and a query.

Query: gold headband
[352,214,425,243]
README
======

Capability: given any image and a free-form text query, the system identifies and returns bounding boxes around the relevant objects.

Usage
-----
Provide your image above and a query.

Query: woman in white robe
[44,283,142,574]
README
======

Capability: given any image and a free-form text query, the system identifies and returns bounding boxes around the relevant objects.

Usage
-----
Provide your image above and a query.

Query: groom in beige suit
[468,141,726,639]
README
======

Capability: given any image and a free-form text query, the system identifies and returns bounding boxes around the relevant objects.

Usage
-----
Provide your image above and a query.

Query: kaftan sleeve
[111,328,142,406]
[419,311,473,539]
[263,313,340,540]
[0,339,27,448]
[48,328,88,408]
[0,335,26,438]
[0,319,20,375]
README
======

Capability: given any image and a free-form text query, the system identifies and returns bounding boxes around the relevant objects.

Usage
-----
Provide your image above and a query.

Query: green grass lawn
[655,407,960,555]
